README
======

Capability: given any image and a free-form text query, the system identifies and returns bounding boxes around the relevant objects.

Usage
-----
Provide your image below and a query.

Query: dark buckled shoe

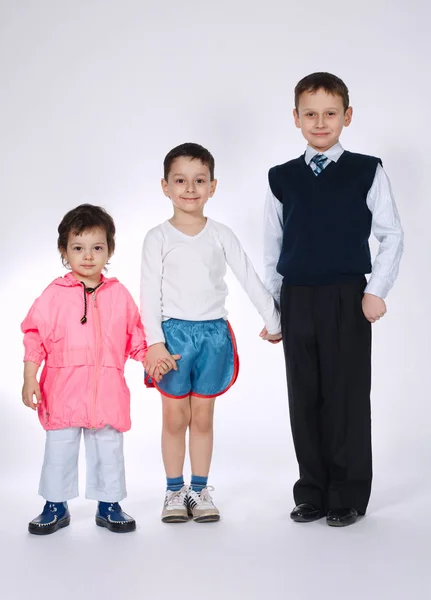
[28,501,70,535]
[327,508,359,527]
[96,502,136,533]
[290,503,324,523]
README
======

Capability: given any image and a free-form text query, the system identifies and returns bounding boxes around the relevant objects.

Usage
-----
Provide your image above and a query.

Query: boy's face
[162,157,217,215]
[62,228,109,283]
[294,89,352,152]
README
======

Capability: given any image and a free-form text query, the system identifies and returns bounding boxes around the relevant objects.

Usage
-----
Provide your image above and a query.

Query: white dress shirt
[264,142,404,303]
[141,218,281,347]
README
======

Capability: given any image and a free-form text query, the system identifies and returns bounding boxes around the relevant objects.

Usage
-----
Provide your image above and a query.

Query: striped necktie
[310,153,328,176]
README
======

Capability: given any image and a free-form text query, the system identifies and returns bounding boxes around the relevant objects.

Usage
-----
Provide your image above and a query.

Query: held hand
[144,343,181,378]
[142,362,165,384]
[362,293,387,323]
[259,327,283,345]
[155,356,182,380]
[147,358,182,383]
[152,365,165,384]
[22,377,41,411]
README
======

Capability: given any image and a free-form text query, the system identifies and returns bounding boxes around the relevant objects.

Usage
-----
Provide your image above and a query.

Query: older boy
[264,72,403,526]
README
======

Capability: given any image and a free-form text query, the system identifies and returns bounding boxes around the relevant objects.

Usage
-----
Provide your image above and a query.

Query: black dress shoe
[326,508,358,527]
[290,503,323,523]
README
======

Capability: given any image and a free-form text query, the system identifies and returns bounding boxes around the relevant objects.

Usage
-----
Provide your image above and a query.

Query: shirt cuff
[265,313,281,335]
[146,335,166,347]
[364,278,391,299]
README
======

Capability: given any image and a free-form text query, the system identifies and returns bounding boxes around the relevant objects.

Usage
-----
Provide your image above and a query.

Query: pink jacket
[21,273,147,432]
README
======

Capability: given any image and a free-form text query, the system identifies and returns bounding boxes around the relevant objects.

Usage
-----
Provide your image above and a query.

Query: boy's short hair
[163,143,215,181]
[58,204,116,264]
[295,72,350,112]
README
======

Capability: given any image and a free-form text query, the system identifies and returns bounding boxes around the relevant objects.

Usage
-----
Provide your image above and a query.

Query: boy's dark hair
[58,204,116,265]
[294,72,350,112]
[163,143,215,181]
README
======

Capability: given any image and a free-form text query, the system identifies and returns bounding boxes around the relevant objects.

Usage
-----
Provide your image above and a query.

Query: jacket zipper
[91,286,103,429]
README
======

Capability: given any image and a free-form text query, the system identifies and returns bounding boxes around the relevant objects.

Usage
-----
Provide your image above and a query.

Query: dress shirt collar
[305,141,344,165]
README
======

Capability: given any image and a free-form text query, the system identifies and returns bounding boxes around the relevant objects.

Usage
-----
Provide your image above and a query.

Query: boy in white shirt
[141,143,281,523]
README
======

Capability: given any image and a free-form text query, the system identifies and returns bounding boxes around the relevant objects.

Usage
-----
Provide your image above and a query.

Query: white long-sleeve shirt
[264,142,404,304]
[141,218,281,347]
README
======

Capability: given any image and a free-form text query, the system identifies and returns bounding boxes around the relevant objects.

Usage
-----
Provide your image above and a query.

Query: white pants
[39,427,127,502]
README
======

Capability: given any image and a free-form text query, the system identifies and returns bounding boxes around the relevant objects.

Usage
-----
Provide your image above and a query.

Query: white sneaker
[161,486,189,523]
[187,487,220,523]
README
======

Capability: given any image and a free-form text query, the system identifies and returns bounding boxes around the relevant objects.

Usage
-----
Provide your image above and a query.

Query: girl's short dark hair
[57,204,116,265]
[295,72,350,112]
[163,143,215,181]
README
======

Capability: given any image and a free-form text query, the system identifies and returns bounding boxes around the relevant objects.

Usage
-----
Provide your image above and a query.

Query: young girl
[21,204,158,535]
[141,143,281,524]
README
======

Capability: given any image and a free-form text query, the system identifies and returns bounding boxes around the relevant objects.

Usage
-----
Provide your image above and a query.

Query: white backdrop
[0,1,430,599]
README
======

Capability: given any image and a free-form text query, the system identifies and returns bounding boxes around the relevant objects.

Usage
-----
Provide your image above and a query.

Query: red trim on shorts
[145,321,240,400]
[190,321,240,399]
[155,386,191,400]
[145,374,190,399]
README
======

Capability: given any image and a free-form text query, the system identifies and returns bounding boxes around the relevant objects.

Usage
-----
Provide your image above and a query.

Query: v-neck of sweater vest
[300,149,349,185]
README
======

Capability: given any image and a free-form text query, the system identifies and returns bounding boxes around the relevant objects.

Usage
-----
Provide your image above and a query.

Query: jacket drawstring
[80,281,103,324]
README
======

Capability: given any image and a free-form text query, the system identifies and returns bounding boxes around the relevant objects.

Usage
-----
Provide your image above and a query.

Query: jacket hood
[49,272,119,288]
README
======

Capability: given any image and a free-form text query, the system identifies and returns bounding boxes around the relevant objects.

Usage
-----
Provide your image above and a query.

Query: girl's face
[62,227,110,285]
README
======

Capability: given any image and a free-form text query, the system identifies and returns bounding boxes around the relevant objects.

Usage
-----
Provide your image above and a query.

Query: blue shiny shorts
[145,319,239,399]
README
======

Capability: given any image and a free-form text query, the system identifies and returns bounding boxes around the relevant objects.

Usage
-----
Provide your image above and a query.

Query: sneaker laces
[166,486,188,506]
[189,486,215,507]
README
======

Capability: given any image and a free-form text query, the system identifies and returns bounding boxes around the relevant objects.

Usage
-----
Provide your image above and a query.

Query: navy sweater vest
[268,151,382,285]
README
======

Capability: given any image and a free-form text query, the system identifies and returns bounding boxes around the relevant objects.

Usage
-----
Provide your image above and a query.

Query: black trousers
[280,278,372,514]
